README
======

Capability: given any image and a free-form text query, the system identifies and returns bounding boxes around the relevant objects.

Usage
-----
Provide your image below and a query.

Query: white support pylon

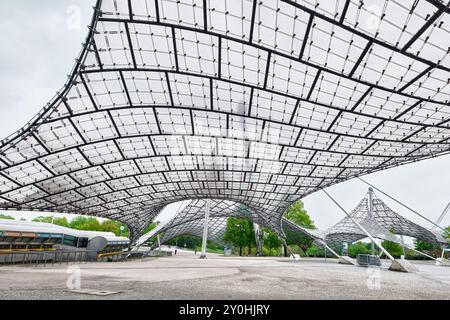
[368,188,376,255]
[199,199,211,259]
[253,223,263,256]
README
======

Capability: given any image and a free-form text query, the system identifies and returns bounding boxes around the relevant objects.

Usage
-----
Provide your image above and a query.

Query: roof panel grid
[268,55,317,98]
[207,0,254,40]
[4,161,52,185]
[309,72,371,111]
[220,38,268,87]
[159,0,205,30]
[174,29,219,76]
[84,72,129,109]
[170,74,211,109]
[94,21,134,69]
[212,80,251,115]
[34,119,83,153]
[354,44,430,92]
[1,0,450,240]
[103,159,141,178]
[117,137,156,158]
[250,89,297,123]
[304,16,369,74]
[80,141,123,165]
[2,136,47,165]
[40,150,90,175]
[73,112,119,142]
[122,71,171,106]
[129,23,176,69]
[110,108,159,136]
[253,0,310,56]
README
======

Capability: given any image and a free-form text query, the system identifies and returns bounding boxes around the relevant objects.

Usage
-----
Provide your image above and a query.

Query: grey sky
[0,1,449,230]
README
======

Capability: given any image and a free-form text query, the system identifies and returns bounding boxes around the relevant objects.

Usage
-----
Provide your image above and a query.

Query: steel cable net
[322,190,446,250]
[153,192,446,251]
[0,0,449,240]
[152,199,271,246]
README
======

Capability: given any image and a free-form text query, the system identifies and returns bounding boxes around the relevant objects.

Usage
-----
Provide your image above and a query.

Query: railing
[0,249,157,267]
[0,250,93,267]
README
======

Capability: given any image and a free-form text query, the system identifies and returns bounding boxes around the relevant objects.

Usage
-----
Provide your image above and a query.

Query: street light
[120,226,125,236]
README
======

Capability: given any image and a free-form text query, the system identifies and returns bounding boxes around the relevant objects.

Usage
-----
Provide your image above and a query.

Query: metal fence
[0,250,93,267]
[0,249,157,267]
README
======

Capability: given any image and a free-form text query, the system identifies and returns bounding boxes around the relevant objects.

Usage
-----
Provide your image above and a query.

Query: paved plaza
[0,250,449,300]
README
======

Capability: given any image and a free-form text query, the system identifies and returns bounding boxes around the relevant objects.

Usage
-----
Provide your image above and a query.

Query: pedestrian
[195,249,197,255]
[175,249,177,255]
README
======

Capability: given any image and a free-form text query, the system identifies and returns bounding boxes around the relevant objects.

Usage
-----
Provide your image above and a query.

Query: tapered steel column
[200,199,211,259]
[253,223,263,256]
[368,188,375,255]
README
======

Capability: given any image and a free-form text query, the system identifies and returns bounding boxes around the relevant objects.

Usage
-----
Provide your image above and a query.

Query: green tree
[69,216,101,231]
[381,240,403,257]
[444,226,450,243]
[143,222,157,234]
[0,214,14,220]
[224,217,255,256]
[414,240,434,252]
[100,220,119,234]
[348,242,372,258]
[306,244,320,257]
[284,200,315,228]
[33,216,69,227]
[166,235,202,249]
[284,200,316,254]
[263,229,281,255]
[32,216,53,224]
[141,222,157,244]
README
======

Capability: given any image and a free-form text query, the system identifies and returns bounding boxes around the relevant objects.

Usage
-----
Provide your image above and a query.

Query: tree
[69,216,101,231]
[143,222,157,235]
[0,214,14,220]
[306,244,320,257]
[32,216,69,227]
[223,217,255,256]
[263,229,281,255]
[284,200,315,228]
[141,222,157,244]
[284,200,316,254]
[381,240,403,257]
[166,235,202,249]
[31,215,131,237]
[348,242,372,258]
[444,226,450,243]
[32,216,53,224]
[414,240,434,252]
[100,220,120,234]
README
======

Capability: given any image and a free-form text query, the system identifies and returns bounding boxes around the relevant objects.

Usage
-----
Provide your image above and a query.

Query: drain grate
[66,289,120,296]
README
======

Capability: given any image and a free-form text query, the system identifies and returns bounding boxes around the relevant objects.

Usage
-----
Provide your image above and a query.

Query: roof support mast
[368,188,375,256]
[200,199,211,259]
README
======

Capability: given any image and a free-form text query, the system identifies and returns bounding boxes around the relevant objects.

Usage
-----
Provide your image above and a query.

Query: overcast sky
[0,1,449,230]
